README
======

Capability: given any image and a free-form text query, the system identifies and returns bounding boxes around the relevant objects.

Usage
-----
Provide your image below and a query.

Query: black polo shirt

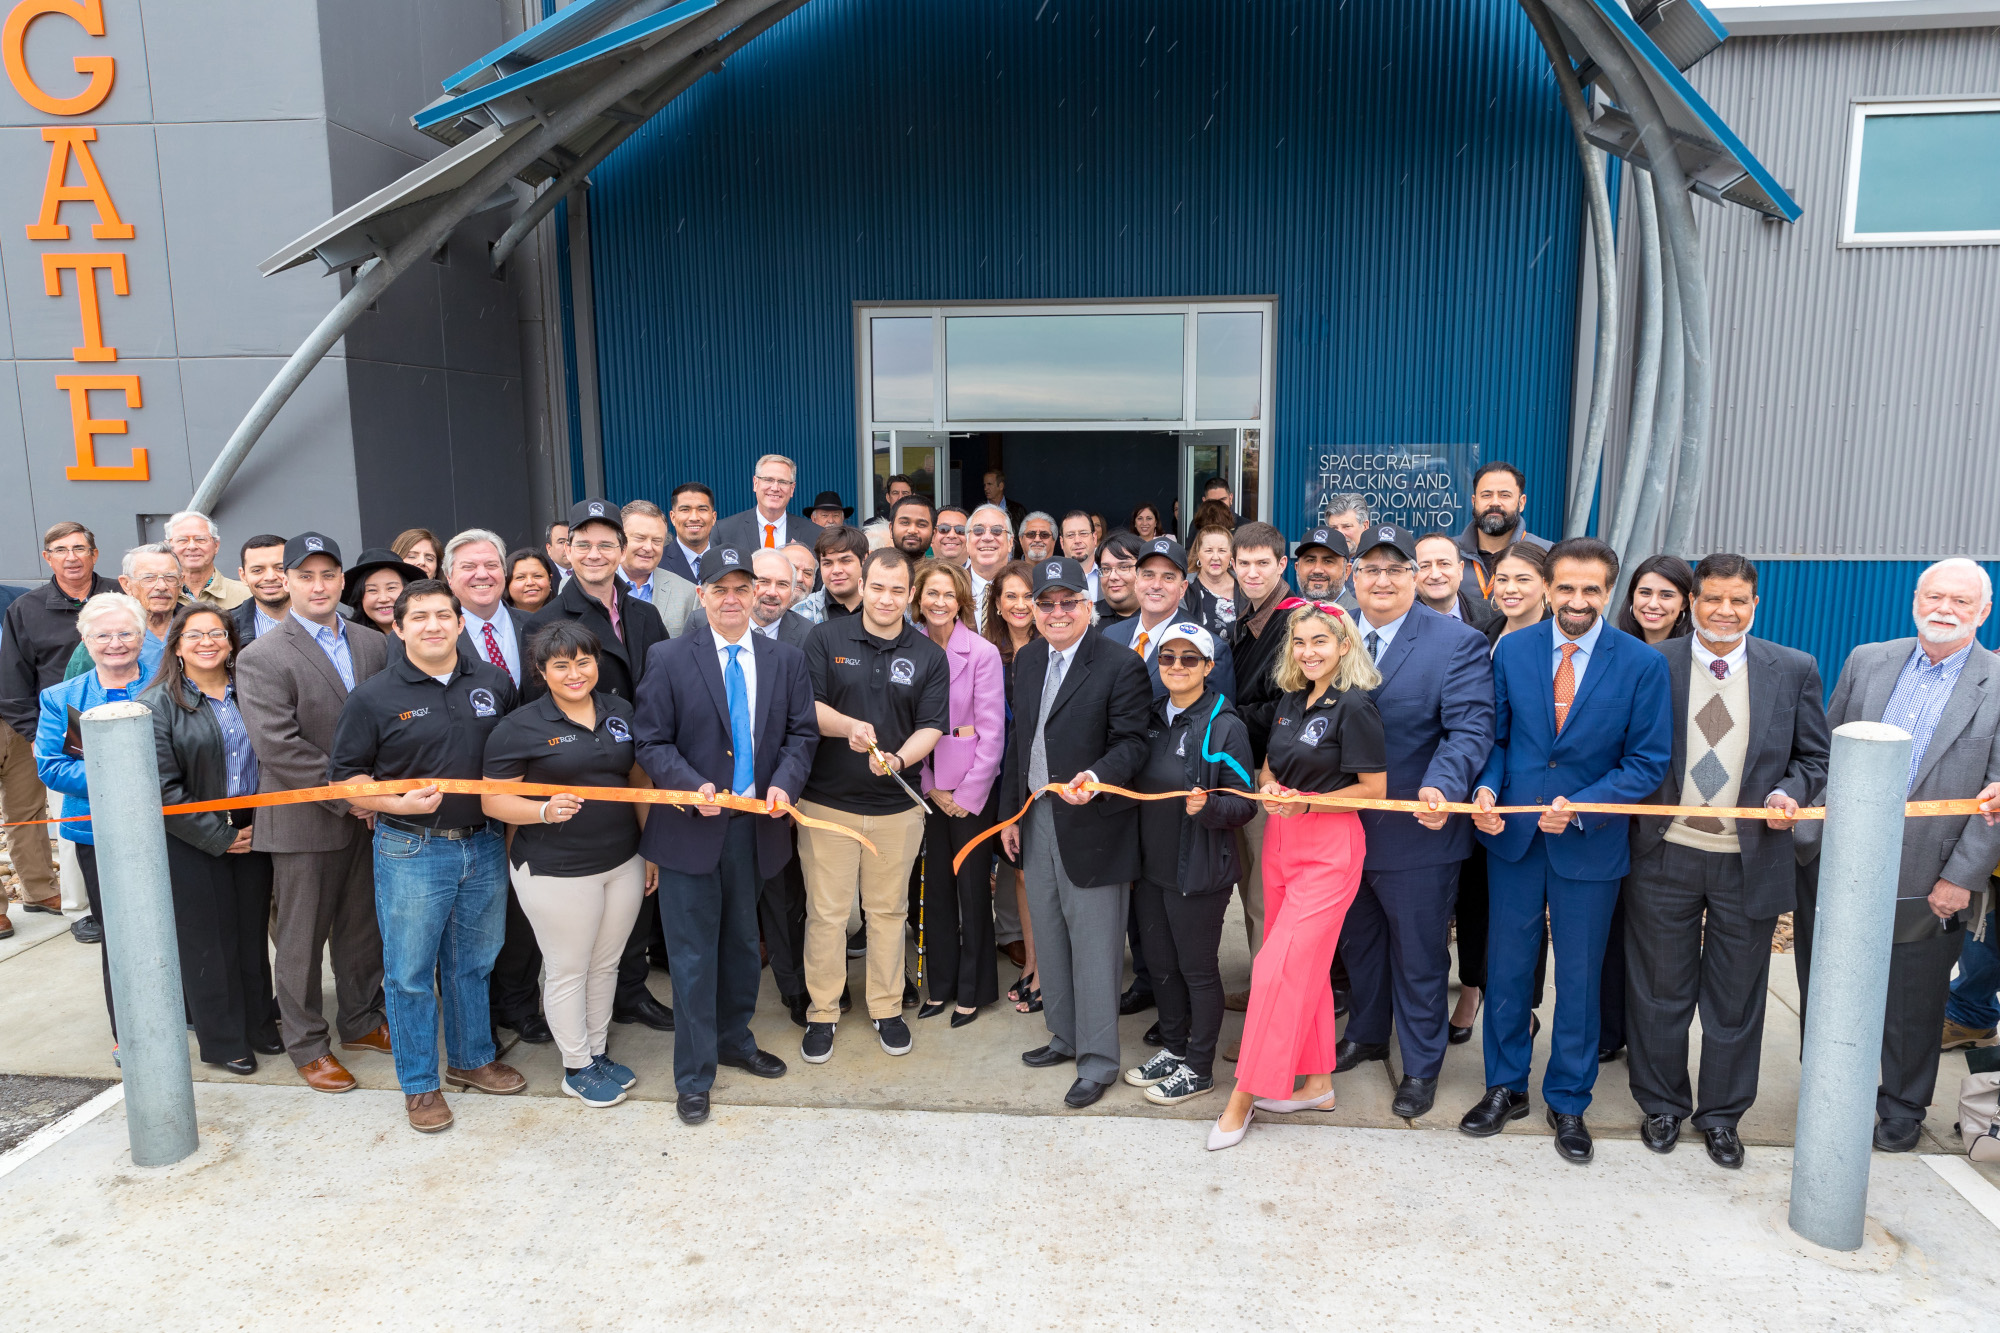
[803,614,950,815]
[328,654,518,828]
[1264,685,1386,794]
[483,691,640,877]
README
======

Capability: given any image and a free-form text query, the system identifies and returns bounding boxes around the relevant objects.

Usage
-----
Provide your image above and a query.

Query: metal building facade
[582,0,1586,542]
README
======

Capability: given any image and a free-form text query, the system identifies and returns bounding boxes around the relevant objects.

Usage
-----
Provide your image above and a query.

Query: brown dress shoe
[339,1023,393,1055]
[0,913,13,940]
[21,896,66,915]
[1224,990,1250,1012]
[1000,940,1026,968]
[406,1091,453,1133]
[445,1060,526,1095]
[298,1054,357,1093]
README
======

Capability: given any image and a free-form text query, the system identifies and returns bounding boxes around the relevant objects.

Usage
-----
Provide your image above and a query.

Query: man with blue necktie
[1462,537,1672,1165]
[635,545,819,1126]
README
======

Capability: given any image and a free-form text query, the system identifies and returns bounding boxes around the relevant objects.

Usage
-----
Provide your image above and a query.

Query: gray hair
[861,518,892,550]
[753,453,797,478]
[1020,510,1056,533]
[1323,493,1371,524]
[77,591,146,641]
[968,504,1014,536]
[121,542,175,577]
[164,511,219,542]
[1918,557,1994,605]
[441,528,507,577]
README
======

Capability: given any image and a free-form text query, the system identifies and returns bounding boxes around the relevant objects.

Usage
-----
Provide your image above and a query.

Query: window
[1842,99,2000,246]
[946,313,1185,421]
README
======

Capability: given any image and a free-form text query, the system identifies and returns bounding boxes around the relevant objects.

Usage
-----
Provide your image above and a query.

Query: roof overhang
[1707,0,2000,34]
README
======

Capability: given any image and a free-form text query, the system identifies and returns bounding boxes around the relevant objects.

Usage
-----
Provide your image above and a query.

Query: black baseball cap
[568,498,623,534]
[1136,536,1187,574]
[699,545,752,585]
[283,532,343,571]
[1355,522,1419,563]
[1295,527,1352,560]
[1030,556,1090,597]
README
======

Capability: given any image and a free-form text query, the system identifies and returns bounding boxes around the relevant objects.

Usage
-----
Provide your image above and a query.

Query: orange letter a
[26,126,132,241]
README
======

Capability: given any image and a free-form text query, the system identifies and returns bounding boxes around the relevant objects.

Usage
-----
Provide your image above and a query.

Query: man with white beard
[1794,557,2000,1154]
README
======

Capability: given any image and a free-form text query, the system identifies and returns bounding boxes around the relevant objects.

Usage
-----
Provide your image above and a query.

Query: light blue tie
[724,645,754,796]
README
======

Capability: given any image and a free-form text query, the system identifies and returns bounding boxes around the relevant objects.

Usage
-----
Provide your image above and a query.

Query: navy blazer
[633,630,820,879]
[1474,619,1673,881]
[1099,615,1238,703]
[1358,603,1496,870]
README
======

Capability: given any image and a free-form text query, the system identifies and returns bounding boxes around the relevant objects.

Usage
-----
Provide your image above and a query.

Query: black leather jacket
[149,674,245,857]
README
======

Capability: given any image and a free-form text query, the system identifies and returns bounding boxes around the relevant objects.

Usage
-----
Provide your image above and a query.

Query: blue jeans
[374,822,506,1093]
[1945,910,2000,1031]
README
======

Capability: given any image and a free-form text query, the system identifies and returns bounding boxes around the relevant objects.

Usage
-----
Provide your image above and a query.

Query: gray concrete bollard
[1789,719,1911,1251]
[81,699,198,1167]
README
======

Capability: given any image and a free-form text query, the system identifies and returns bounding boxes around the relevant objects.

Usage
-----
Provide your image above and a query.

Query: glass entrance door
[872,430,951,518]
[1178,429,1240,534]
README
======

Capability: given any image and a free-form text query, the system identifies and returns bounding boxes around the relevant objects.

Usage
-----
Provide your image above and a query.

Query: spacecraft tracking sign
[1304,445,1480,534]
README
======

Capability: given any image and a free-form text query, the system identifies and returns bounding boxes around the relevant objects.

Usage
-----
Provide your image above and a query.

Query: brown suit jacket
[236,615,389,853]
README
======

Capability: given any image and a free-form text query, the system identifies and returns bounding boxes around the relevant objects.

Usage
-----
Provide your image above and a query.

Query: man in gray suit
[619,500,700,637]
[1625,554,1829,1169]
[1796,557,2000,1152]
[235,533,391,1094]
[711,453,824,559]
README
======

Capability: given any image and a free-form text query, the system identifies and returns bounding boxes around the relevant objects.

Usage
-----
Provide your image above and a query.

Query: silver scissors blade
[869,741,933,814]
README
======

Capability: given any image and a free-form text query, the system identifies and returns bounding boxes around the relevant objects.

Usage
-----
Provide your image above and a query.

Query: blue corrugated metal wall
[584,0,1584,540]
[1751,560,2000,696]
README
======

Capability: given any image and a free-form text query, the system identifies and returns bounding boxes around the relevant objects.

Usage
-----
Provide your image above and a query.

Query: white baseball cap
[1157,621,1216,660]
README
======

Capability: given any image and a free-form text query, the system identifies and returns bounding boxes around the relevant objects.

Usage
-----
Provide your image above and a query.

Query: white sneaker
[1207,1106,1254,1151]
[1252,1088,1337,1114]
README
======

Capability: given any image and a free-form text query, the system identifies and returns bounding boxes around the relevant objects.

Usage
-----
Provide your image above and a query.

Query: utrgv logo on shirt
[547,734,575,746]
[396,707,431,722]
[605,716,631,742]
[832,655,862,666]
[469,688,497,717]
[889,657,915,685]
[1299,716,1329,748]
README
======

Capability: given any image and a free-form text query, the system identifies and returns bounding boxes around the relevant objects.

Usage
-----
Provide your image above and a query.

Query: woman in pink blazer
[913,559,1007,1026]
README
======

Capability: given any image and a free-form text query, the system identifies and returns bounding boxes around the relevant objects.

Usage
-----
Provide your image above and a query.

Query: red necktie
[1553,642,1578,733]
[1710,658,1729,681]
[481,623,508,674]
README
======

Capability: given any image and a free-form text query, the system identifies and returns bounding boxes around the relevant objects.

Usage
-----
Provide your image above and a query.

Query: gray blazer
[619,566,699,638]
[1796,638,2000,935]
[1632,636,1829,918]
[235,616,389,853]
[681,607,814,649]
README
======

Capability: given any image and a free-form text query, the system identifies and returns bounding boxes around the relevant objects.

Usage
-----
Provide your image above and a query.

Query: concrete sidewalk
[1,1082,1993,1330]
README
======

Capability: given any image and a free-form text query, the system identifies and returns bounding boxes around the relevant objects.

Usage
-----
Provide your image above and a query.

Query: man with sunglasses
[932,508,969,567]
[964,505,1016,628]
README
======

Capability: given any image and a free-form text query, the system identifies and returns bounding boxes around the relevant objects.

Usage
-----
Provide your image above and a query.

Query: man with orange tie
[1100,537,1237,701]
[1461,537,1671,1166]
[713,454,826,556]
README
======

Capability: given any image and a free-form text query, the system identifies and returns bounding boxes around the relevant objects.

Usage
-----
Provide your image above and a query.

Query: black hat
[568,498,623,534]
[283,532,342,571]
[698,545,752,585]
[1355,522,1419,563]
[808,490,853,518]
[1029,556,1089,597]
[1295,526,1352,560]
[1135,536,1187,574]
[339,548,427,607]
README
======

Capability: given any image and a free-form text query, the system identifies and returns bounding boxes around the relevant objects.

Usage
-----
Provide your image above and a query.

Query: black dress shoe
[1021,1044,1074,1068]
[1447,1022,1473,1046]
[950,1007,979,1029]
[612,993,675,1031]
[903,979,919,1009]
[677,1091,710,1125]
[207,1055,257,1076]
[1143,1020,1163,1047]
[916,1000,948,1019]
[1703,1125,1745,1169]
[1392,1075,1438,1119]
[1873,1116,1922,1153]
[70,915,104,944]
[720,1049,787,1079]
[1547,1107,1594,1164]
[1459,1086,1530,1137]
[1333,987,1350,1018]
[1064,1077,1110,1108]
[782,993,809,1028]
[251,1031,285,1056]
[1334,1037,1389,1070]
[500,1013,553,1044]
[1598,1043,1625,1063]
[1119,983,1155,1016]
[1640,1113,1682,1154]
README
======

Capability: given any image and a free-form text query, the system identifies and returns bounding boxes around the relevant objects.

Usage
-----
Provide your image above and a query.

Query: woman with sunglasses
[1121,622,1256,1107]
[146,605,283,1074]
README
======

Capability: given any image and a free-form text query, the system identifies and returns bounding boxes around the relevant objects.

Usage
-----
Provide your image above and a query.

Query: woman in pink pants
[1210,603,1386,1150]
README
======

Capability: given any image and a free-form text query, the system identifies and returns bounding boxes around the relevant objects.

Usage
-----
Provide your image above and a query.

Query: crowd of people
[0,456,1996,1159]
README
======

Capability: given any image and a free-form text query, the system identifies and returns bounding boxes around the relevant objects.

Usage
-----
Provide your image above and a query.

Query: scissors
[868,740,933,815]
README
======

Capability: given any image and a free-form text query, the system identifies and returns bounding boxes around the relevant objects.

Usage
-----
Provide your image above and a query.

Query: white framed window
[1841,97,2000,247]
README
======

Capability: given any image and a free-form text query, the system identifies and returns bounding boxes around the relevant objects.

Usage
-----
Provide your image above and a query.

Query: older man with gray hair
[965,504,1015,628]
[1795,556,2000,1153]
[164,511,250,609]
[443,528,529,690]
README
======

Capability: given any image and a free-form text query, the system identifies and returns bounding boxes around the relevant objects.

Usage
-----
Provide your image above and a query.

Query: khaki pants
[798,800,926,1023]
[1,728,56,906]
[1235,806,1267,955]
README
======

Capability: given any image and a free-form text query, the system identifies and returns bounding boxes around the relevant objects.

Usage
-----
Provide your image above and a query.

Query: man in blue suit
[1330,525,1495,1119]
[634,544,820,1127]
[1462,537,1672,1164]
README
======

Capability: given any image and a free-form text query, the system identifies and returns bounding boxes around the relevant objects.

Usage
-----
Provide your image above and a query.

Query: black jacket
[1135,687,1257,895]
[1228,587,1298,763]
[148,674,246,857]
[999,628,1152,887]
[0,574,120,739]
[522,575,666,704]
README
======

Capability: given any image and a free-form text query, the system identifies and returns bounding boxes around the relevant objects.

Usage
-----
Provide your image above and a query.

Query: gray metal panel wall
[1673,27,2000,559]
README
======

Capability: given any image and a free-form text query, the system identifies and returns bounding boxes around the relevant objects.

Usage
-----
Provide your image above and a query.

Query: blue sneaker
[592,1053,637,1090]
[562,1064,626,1108]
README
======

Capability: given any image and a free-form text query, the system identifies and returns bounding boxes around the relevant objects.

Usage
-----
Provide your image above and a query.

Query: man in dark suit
[229,534,292,643]
[634,544,819,1125]
[234,533,392,1094]
[1099,537,1239,700]
[1414,533,1502,637]
[660,481,718,586]
[1794,557,2000,1152]
[998,558,1152,1108]
[523,499,675,1033]
[1624,554,1828,1169]
[711,453,824,557]
[1465,537,1673,1164]
[1332,525,1495,1119]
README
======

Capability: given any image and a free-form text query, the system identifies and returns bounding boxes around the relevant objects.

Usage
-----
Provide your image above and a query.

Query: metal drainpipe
[1619,173,1682,600]
[1606,169,1661,566]
[1541,0,1714,561]
[1518,0,1618,539]
[184,0,792,515]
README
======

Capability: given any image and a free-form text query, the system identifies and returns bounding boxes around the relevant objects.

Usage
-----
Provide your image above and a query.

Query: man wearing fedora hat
[808,490,852,530]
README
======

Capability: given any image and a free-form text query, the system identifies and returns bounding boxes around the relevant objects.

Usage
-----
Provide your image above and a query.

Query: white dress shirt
[750,511,790,550]
[462,605,522,686]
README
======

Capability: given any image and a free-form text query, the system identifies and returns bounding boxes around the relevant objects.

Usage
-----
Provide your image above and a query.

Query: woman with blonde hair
[1209,602,1387,1149]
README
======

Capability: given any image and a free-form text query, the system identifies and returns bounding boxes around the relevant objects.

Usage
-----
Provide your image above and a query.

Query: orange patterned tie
[1553,642,1579,733]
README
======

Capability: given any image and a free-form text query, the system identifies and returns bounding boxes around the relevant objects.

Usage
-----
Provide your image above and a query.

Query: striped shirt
[1881,642,1974,795]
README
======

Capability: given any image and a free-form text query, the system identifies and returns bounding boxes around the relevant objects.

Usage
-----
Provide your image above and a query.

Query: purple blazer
[918,619,1005,815]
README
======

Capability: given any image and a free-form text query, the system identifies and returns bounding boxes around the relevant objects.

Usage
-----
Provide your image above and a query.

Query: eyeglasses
[967,524,1008,537]
[1355,564,1414,582]
[1035,597,1086,614]
[934,523,966,535]
[45,544,93,558]
[570,540,622,556]
[1021,530,1054,542]
[1156,651,1208,668]
[753,474,795,488]
[182,629,231,644]
[86,630,138,646]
